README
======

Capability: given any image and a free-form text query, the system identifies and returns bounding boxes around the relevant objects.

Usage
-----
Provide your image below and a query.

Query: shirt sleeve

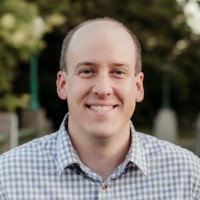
[193,157,200,200]
[0,181,6,200]
[194,177,200,200]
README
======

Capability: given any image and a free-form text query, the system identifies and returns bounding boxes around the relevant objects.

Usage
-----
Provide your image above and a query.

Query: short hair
[60,17,142,74]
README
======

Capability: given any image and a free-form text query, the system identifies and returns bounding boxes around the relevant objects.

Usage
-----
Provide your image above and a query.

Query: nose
[92,74,113,98]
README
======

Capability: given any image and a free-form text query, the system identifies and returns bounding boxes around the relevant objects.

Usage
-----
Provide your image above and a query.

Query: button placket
[98,182,108,199]
[101,182,107,191]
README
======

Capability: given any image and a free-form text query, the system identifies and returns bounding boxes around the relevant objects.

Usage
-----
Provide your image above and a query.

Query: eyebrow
[113,62,131,67]
[76,62,97,68]
[76,61,131,68]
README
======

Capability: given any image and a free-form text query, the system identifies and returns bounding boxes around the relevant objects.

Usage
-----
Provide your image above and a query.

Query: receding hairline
[60,17,142,73]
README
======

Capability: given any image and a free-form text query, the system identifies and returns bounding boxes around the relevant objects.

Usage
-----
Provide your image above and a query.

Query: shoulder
[138,132,200,198]
[0,132,58,173]
[137,132,200,169]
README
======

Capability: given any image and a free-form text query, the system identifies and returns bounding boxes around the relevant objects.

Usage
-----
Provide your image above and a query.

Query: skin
[56,21,144,180]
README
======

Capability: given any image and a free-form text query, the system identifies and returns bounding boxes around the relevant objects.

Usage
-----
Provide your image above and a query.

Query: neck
[67,126,131,180]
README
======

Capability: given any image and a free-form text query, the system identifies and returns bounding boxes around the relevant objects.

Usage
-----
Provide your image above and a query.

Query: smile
[86,105,118,111]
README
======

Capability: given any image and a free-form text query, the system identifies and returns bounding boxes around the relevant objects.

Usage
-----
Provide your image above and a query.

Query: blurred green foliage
[0,0,65,111]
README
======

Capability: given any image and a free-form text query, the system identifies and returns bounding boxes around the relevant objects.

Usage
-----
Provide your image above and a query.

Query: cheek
[67,80,91,102]
[116,82,137,112]
[117,81,136,98]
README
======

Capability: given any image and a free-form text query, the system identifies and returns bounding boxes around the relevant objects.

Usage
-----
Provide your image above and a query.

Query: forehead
[66,21,136,67]
[69,21,134,49]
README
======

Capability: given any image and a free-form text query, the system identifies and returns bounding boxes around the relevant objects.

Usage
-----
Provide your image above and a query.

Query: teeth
[90,105,113,111]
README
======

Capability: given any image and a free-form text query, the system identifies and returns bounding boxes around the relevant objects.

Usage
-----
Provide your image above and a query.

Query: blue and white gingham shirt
[0,115,200,199]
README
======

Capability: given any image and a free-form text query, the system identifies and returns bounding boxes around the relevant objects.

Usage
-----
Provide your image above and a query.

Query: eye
[79,69,95,77]
[111,69,126,77]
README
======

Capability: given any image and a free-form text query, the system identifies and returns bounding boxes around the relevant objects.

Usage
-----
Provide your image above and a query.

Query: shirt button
[101,183,107,190]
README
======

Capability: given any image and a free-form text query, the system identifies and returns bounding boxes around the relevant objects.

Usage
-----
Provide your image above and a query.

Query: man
[0,17,200,199]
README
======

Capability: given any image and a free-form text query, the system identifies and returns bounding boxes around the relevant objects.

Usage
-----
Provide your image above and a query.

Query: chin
[88,127,116,139]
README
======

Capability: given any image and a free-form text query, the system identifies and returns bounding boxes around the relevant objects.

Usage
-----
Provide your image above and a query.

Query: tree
[0,0,65,111]
[0,0,43,111]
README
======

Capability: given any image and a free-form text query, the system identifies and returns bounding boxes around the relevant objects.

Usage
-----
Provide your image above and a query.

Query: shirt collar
[56,114,147,176]
[56,114,81,174]
[127,123,147,176]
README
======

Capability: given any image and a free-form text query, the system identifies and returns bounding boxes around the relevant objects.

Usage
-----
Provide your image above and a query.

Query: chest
[3,167,192,200]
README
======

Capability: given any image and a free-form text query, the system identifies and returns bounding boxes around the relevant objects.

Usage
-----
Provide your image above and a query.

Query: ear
[56,71,68,100]
[135,72,144,102]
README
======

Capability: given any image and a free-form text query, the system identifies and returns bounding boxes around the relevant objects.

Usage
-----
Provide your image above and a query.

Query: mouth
[86,105,118,111]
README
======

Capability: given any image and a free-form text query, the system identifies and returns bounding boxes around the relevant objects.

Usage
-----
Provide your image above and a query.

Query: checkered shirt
[0,115,200,200]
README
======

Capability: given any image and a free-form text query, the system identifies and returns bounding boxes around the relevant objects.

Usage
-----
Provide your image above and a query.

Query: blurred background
[0,0,200,154]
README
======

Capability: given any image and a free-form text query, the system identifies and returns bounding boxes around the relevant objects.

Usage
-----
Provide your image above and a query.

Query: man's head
[60,17,142,74]
[57,17,144,141]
